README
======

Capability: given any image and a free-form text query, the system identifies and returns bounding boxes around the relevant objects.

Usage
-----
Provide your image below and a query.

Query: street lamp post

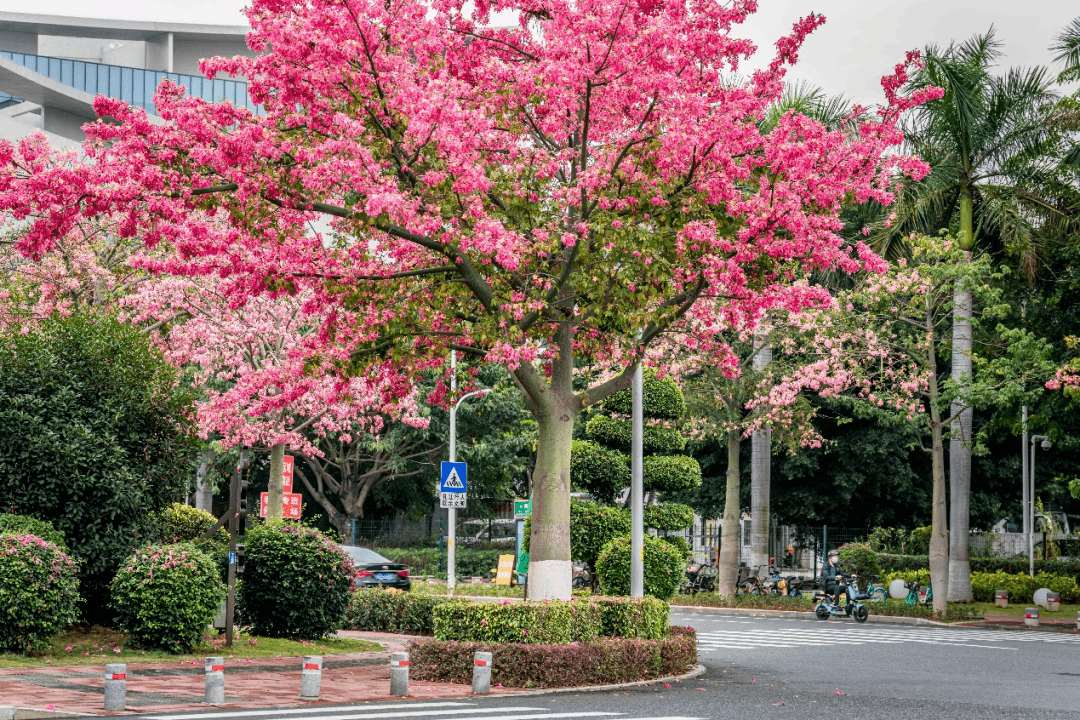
[447,350,491,593]
[630,361,644,599]
[1029,435,1051,576]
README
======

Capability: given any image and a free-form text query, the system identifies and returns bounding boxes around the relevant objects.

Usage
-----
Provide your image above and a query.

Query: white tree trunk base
[527,560,572,600]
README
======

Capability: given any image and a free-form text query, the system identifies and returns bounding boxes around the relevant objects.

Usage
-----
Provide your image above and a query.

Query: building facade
[0,11,255,148]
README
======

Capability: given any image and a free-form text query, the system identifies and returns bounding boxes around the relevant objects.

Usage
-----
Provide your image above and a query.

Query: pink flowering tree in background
[123,276,429,536]
[832,234,1054,614]
[0,0,939,598]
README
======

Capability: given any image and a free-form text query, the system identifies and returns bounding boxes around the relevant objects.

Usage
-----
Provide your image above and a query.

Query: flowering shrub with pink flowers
[0,533,80,652]
[109,542,224,653]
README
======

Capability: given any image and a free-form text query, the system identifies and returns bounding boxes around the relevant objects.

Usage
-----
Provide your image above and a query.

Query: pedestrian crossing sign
[440,461,467,493]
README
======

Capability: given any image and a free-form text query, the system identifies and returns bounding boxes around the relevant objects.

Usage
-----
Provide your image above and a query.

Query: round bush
[0,514,67,550]
[239,522,354,639]
[643,502,695,532]
[643,455,701,493]
[602,370,687,419]
[0,534,80,652]
[110,543,224,653]
[596,533,685,600]
[571,440,630,504]
[154,503,228,546]
[837,542,880,578]
[585,414,687,454]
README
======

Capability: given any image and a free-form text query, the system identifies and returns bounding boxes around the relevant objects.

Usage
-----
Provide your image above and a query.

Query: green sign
[516,551,529,576]
[514,498,532,517]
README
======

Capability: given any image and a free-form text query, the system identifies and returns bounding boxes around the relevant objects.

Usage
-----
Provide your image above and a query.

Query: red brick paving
[0,632,523,716]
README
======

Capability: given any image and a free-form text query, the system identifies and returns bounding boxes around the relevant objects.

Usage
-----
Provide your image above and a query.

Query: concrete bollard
[1076,611,1079,631]
[205,656,225,705]
[390,652,409,697]
[1047,592,1061,612]
[472,652,492,695]
[104,663,126,711]
[994,589,1008,608]
[1025,607,1040,627]
[301,656,322,701]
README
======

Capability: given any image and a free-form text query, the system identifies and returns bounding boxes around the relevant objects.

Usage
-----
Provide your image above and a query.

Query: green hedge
[0,514,67,550]
[571,439,630,504]
[375,547,504,580]
[884,569,1080,603]
[409,626,697,688]
[433,598,600,644]
[596,533,685,600]
[595,597,669,639]
[586,414,686,454]
[345,588,451,635]
[879,554,1080,580]
[602,370,687,419]
[643,503,695,532]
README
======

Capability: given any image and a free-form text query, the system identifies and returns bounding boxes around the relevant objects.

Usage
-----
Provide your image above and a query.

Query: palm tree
[871,29,1066,602]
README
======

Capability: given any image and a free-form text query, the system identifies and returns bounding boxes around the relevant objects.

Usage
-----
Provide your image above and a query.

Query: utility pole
[1029,435,1051,576]
[446,349,489,593]
[225,448,249,647]
[630,360,644,599]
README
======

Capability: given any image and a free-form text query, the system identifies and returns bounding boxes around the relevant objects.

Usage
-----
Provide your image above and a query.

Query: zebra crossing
[141,702,705,720]
[695,618,1080,650]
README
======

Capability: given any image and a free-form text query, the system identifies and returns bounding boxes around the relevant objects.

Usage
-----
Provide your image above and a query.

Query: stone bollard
[472,652,492,695]
[1025,607,1040,627]
[1047,592,1061,612]
[301,656,323,701]
[205,656,225,705]
[104,663,126,711]
[390,652,409,697]
[1076,611,1079,631]
[994,589,1008,608]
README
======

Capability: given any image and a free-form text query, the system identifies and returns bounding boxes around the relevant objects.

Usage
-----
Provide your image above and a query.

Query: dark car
[339,545,412,591]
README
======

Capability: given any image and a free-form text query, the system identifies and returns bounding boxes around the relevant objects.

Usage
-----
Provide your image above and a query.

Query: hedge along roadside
[884,568,1080,603]
[878,554,1080,580]
[433,598,600,643]
[409,626,697,688]
[345,589,452,635]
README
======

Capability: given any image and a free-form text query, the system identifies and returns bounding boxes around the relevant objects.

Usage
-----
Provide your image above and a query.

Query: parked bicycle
[735,564,772,595]
[903,579,932,606]
[683,561,717,594]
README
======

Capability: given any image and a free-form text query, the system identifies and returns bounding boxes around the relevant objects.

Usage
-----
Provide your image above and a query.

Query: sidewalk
[0,632,522,717]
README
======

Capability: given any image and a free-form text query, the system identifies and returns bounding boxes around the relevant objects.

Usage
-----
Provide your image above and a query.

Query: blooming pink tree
[0,0,938,598]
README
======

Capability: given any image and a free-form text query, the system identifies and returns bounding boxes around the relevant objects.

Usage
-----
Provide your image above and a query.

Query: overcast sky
[28,0,1080,102]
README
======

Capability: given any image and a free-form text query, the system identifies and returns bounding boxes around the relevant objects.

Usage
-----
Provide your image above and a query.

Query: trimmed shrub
[878,554,1080,581]
[586,414,686,454]
[644,503,695,532]
[603,370,687,419]
[571,439,630,504]
[432,598,600,644]
[154,503,229,546]
[596,533,685,600]
[345,588,451,635]
[643,455,702,493]
[595,596,669,639]
[0,534,80,652]
[0,514,67,550]
[523,499,631,572]
[239,522,354,639]
[110,543,224,654]
[968,571,1080,603]
[410,626,697,688]
[837,542,880,578]
[659,535,691,559]
[909,526,932,555]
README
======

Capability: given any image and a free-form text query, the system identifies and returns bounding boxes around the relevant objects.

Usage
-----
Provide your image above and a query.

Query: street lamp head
[1031,435,1050,450]
[1041,439,1051,450]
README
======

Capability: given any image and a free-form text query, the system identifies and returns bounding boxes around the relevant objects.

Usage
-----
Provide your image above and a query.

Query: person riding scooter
[821,549,847,606]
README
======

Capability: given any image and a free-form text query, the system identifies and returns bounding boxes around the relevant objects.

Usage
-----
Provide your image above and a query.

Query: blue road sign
[440,461,467,493]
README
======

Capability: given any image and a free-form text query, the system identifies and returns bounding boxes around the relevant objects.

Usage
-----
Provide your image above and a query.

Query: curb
[0,707,81,720]
[670,605,951,626]
[511,663,707,696]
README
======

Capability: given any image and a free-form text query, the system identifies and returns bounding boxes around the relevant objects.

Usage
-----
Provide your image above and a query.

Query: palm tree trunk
[717,428,743,595]
[750,329,772,570]
[948,251,974,602]
[267,442,285,522]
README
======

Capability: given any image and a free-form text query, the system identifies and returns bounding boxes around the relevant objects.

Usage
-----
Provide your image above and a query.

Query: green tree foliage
[239,522,354,639]
[643,503,696,532]
[570,440,629,504]
[110,543,225,654]
[0,314,199,619]
[0,534,80,652]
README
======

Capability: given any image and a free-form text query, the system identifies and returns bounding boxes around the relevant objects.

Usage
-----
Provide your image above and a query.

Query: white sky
[27,0,1080,103]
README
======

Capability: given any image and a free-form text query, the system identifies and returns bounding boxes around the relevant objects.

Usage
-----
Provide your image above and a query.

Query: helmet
[827,549,839,558]
[786,545,794,552]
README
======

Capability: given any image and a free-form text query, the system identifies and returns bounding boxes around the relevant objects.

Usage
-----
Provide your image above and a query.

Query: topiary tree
[0,314,199,620]
[110,543,225,654]
[595,533,685,601]
[523,498,631,572]
[0,513,67,550]
[0,534,80,652]
[239,522,355,639]
[572,370,700,540]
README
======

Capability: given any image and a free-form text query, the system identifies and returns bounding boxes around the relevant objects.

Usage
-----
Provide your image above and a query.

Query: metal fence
[346,500,516,547]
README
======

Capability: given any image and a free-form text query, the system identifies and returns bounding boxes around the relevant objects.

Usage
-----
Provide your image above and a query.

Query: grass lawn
[0,626,383,669]
[965,601,1080,619]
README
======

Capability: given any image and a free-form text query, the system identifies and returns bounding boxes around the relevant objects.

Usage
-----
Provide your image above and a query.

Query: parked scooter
[814,573,869,622]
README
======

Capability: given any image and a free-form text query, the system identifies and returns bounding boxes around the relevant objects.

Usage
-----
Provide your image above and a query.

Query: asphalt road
[113,613,1080,720]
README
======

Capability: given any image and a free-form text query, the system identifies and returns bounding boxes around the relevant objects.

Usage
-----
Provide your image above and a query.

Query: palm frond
[1051,16,1080,83]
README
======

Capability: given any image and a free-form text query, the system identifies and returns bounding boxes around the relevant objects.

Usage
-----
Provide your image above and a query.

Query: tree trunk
[267,442,285,522]
[194,449,213,512]
[717,429,742,595]
[948,253,974,602]
[926,307,949,617]
[750,330,772,570]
